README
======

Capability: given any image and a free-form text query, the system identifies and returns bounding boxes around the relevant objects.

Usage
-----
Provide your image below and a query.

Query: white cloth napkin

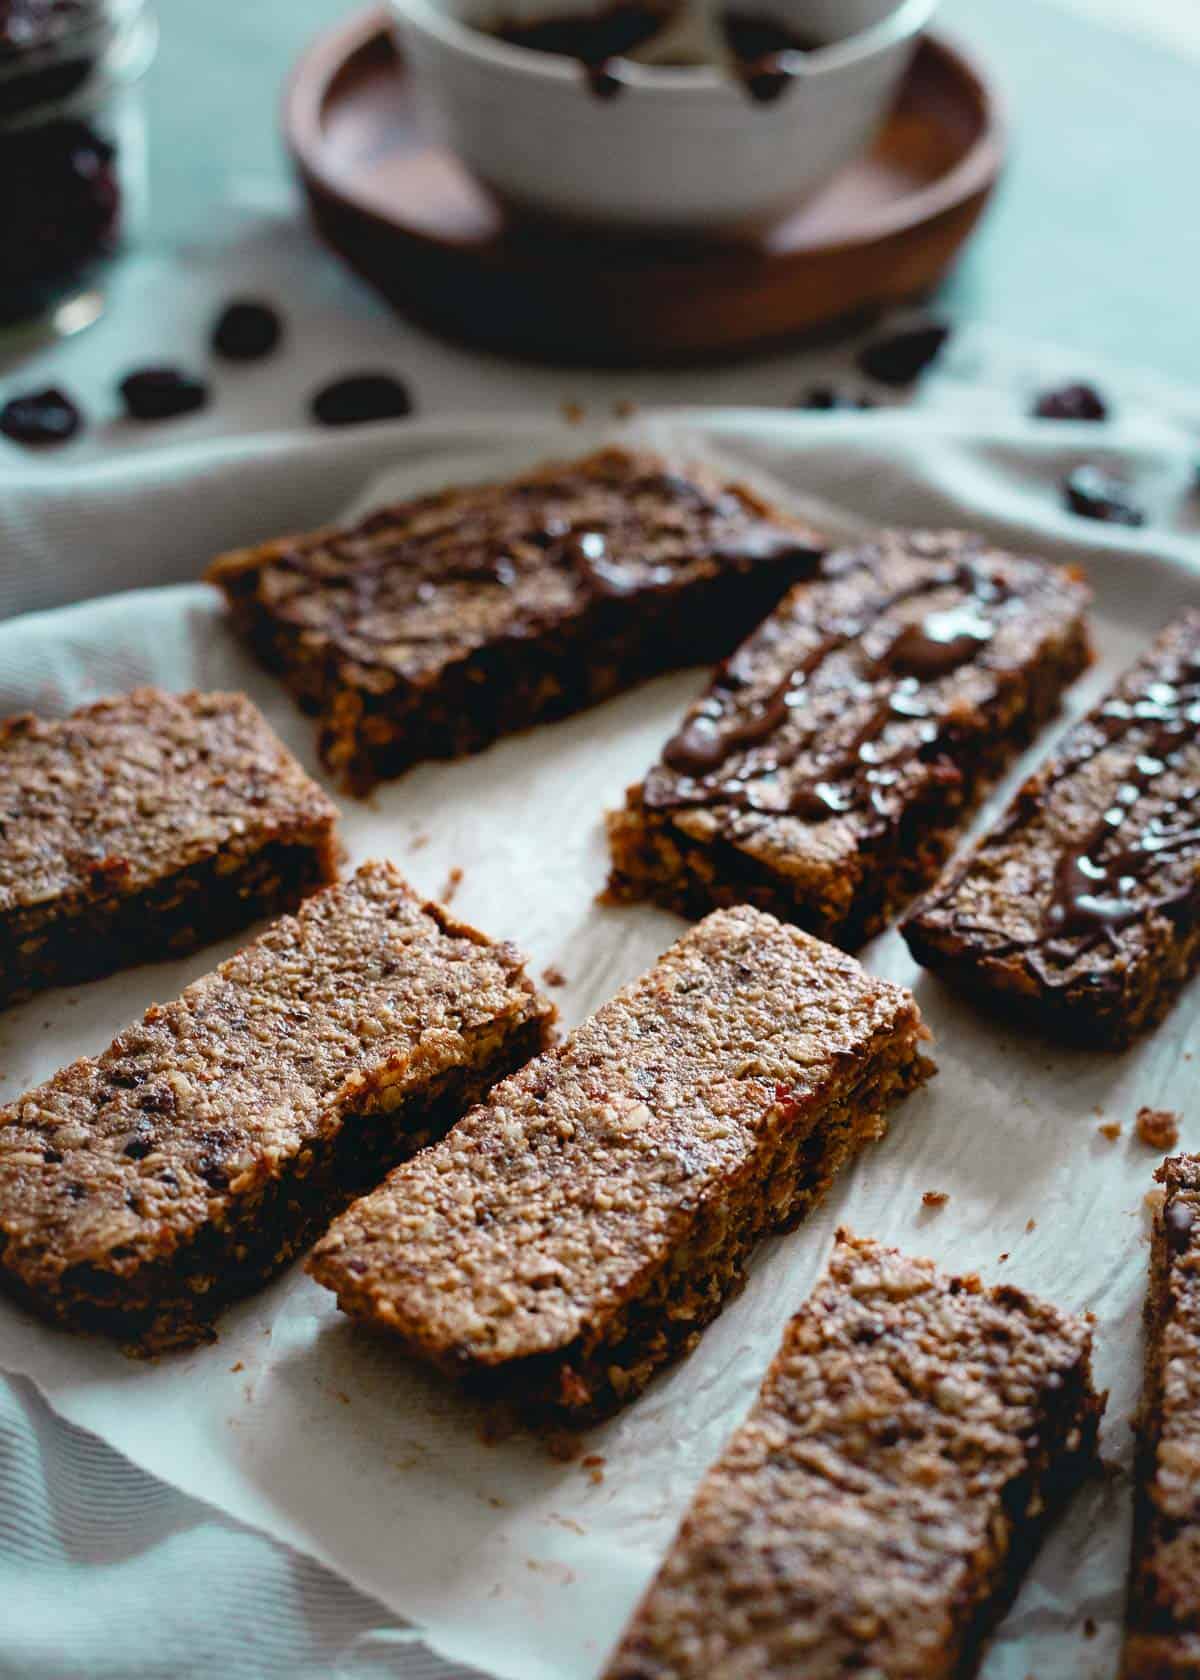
[0,1375,489,1680]
[0,403,1198,1680]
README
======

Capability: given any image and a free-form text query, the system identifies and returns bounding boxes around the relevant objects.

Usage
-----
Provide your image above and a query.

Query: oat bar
[308,907,932,1422]
[904,612,1200,1046]
[607,530,1092,947]
[1124,1153,1200,1677]
[0,860,554,1350]
[205,447,826,795]
[604,1231,1104,1679]
[0,687,339,1007]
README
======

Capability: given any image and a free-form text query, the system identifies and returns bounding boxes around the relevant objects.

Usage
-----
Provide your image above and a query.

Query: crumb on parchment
[440,866,463,904]
[921,1190,949,1210]
[1136,1106,1180,1150]
[1098,1122,1122,1142]
[542,965,567,988]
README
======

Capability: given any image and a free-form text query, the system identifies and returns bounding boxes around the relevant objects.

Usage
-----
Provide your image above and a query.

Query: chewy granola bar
[0,687,339,1008]
[604,1231,1105,1680]
[1124,1153,1200,1677]
[904,612,1200,1046]
[607,530,1092,948]
[0,860,554,1351]
[308,906,933,1423]
[205,446,826,794]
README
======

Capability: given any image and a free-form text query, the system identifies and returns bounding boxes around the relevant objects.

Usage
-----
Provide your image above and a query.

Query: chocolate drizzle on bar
[917,616,1200,985]
[255,455,822,660]
[1041,655,1200,941]
[885,607,995,680]
[648,548,1012,825]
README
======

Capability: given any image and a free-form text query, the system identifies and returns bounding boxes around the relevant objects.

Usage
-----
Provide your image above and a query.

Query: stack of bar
[607,529,1092,948]
[309,906,933,1422]
[604,1232,1105,1680]
[905,611,1200,1045]
[1124,1154,1200,1677]
[205,446,827,794]
[0,687,339,1006]
[0,861,554,1351]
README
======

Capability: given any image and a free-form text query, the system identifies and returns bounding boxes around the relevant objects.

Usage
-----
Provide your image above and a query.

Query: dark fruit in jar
[310,373,413,427]
[0,1,91,55]
[119,368,209,422]
[0,385,82,445]
[0,3,93,117]
[1062,465,1145,527]
[857,319,951,386]
[212,299,284,362]
[0,118,120,325]
[1033,383,1108,421]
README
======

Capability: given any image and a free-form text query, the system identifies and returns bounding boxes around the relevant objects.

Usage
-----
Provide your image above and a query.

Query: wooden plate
[284,7,1005,366]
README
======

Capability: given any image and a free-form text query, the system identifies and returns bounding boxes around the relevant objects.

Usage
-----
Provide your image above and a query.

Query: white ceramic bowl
[387,0,938,233]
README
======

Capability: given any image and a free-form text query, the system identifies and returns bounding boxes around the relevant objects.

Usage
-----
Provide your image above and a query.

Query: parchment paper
[1,412,1198,1680]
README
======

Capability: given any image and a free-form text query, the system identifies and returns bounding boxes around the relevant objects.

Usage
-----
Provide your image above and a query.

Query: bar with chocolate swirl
[607,530,1092,948]
[205,447,826,796]
[904,611,1200,1046]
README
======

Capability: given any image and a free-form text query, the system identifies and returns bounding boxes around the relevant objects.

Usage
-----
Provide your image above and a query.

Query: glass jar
[0,0,157,341]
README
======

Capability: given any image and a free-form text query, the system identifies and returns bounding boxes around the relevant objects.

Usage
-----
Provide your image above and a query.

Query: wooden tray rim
[282,4,1008,260]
